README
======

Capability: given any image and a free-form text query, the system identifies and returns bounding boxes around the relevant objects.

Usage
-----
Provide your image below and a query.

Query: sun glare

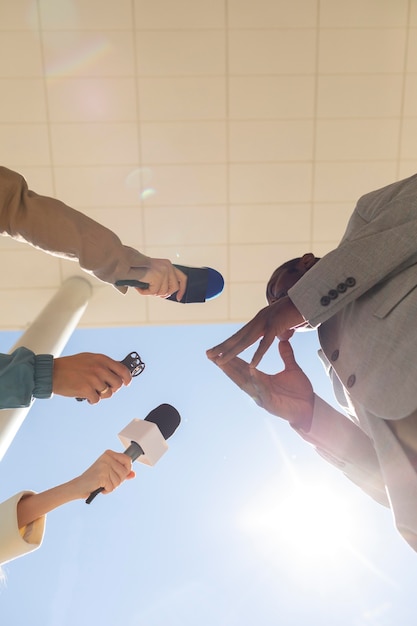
[238,476,356,568]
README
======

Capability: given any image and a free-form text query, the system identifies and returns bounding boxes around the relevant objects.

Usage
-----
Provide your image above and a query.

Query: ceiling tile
[46,77,137,122]
[50,123,139,166]
[319,29,407,74]
[229,163,313,204]
[133,0,225,29]
[229,29,317,75]
[0,124,51,166]
[317,75,404,118]
[229,120,314,162]
[38,0,133,30]
[42,31,135,79]
[320,0,409,27]
[0,32,43,77]
[0,78,47,122]
[141,121,227,164]
[315,119,400,161]
[140,164,227,206]
[136,30,225,76]
[228,0,318,28]
[230,204,311,244]
[138,77,226,120]
[144,205,227,246]
[229,76,315,119]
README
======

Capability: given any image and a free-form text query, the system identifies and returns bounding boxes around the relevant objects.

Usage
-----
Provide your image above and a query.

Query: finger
[278,340,299,369]
[107,359,133,386]
[86,378,112,402]
[85,388,101,404]
[134,286,150,296]
[207,325,260,364]
[247,367,268,408]
[89,359,132,393]
[173,268,187,301]
[143,272,169,297]
[250,330,275,368]
[101,453,133,492]
[157,275,171,298]
[219,357,267,407]
[215,356,257,395]
[105,450,133,472]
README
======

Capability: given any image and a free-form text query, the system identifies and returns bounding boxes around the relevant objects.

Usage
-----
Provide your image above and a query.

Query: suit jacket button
[347,374,356,388]
[346,277,356,287]
[320,295,331,306]
[331,349,339,361]
[337,282,347,293]
[328,289,338,299]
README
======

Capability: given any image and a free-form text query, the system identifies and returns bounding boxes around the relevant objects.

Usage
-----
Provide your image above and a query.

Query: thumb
[278,340,298,369]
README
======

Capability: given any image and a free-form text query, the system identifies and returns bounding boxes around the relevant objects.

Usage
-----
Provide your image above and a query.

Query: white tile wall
[0,0,416,330]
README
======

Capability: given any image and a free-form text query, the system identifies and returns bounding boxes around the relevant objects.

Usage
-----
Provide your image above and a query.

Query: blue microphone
[115,264,224,304]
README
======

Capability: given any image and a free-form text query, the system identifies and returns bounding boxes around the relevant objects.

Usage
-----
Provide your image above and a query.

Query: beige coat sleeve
[0,491,46,565]
[0,166,151,292]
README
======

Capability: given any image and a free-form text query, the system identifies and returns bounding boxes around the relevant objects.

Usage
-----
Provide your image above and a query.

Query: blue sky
[1,321,417,626]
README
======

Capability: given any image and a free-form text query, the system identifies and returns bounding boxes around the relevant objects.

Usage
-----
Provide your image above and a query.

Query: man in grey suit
[207,174,417,552]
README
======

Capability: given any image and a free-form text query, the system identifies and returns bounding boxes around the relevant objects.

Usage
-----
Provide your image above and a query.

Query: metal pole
[0,277,92,461]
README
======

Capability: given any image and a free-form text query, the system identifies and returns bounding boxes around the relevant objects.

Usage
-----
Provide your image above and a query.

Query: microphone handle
[85,441,144,504]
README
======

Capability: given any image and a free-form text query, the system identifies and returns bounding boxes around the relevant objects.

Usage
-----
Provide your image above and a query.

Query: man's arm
[289,181,417,327]
[210,340,388,506]
[0,166,186,299]
[293,395,388,506]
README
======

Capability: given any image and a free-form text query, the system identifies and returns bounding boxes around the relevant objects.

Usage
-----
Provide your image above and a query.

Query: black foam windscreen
[144,403,181,440]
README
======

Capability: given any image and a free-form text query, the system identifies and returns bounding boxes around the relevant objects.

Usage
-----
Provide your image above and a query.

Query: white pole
[0,277,92,461]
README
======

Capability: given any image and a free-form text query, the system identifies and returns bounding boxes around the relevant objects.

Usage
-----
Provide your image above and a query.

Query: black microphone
[85,404,181,504]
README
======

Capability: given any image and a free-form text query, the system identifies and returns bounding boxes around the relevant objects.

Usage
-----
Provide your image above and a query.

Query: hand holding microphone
[14,404,181,535]
[85,403,181,503]
[74,351,145,402]
[116,264,224,304]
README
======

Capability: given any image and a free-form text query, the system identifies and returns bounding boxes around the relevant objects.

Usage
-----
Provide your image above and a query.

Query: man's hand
[52,353,132,404]
[134,258,187,301]
[212,340,314,430]
[207,296,305,367]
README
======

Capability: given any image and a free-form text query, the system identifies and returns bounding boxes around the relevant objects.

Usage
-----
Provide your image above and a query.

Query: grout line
[225,0,232,321]
[131,0,151,324]
[396,0,413,179]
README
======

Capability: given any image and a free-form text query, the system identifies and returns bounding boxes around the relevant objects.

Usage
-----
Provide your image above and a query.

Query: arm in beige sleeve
[0,492,46,566]
[292,395,389,506]
[0,450,134,566]
[0,166,151,291]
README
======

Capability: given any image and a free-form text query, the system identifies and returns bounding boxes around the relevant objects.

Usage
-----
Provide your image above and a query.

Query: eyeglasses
[120,351,145,377]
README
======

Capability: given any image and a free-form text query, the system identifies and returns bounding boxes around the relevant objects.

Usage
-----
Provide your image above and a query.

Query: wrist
[289,401,314,432]
[284,296,305,328]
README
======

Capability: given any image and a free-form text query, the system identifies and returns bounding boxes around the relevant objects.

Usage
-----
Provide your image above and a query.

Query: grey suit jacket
[288,173,417,551]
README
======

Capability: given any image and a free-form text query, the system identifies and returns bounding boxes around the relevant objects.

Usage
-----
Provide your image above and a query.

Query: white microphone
[86,403,181,504]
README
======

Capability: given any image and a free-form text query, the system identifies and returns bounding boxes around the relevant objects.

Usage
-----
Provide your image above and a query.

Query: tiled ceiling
[1,0,416,330]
